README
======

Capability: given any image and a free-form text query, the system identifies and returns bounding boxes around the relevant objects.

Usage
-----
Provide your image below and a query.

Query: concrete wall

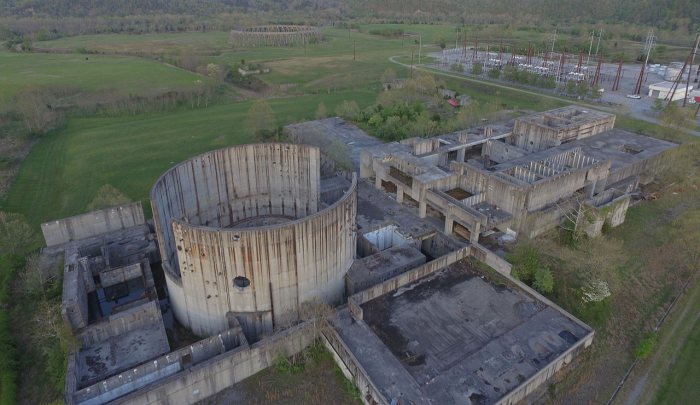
[78,300,162,347]
[41,202,145,247]
[151,144,357,337]
[321,328,388,405]
[470,244,512,275]
[151,144,321,276]
[520,199,576,239]
[483,140,529,163]
[348,246,471,319]
[105,322,316,405]
[62,259,89,329]
[72,328,243,405]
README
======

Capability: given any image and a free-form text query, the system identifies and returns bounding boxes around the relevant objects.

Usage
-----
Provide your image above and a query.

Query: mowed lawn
[34,31,231,55]
[0,50,209,108]
[1,90,376,226]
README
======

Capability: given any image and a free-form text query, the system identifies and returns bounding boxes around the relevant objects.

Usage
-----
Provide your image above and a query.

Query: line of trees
[0,0,697,38]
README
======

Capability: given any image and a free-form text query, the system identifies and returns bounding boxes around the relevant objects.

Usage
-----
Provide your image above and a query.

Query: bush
[335,100,360,121]
[508,245,555,295]
[450,63,463,73]
[635,332,658,359]
[86,185,130,211]
[488,68,501,79]
[472,61,483,75]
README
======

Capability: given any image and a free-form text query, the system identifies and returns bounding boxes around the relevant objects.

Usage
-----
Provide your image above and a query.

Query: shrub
[335,100,360,121]
[635,332,658,359]
[472,61,483,75]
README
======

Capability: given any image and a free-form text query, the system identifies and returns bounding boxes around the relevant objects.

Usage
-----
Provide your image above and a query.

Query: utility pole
[353,40,356,61]
[634,30,655,95]
[595,29,603,57]
[683,33,700,107]
[418,35,422,65]
[586,31,595,66]
[551,29,557,54]
[410,50,414,79]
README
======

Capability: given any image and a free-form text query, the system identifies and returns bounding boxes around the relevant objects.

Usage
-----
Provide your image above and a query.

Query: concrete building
[56,108,675,405]
[150,143,357,339]
[361,106,675,240]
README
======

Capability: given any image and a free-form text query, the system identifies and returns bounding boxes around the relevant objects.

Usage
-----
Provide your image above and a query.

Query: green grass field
[34,31,231,55]
[0,50,210,108]
[653,314,700,404]
[0,90,375,226]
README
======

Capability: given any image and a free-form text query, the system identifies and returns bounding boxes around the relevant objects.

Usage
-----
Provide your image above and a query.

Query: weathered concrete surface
[151,144,357,337]
[334,263,593,405]
[102,321,315,405]
[360,106,676,242]
[41,202,145,247]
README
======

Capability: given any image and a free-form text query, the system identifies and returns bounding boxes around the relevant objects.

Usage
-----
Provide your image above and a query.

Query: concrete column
[470,222,481,244]
[418,201,427,218]
[396,188,404,203]
[457,148,466,163]
[444,215,454,234]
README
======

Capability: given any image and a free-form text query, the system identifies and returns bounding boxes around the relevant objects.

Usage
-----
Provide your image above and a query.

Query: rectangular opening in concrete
[363,225,411,252]
[403,192,419,209]
[619,144,643,155]
[381,179,397,194]
[452,222,472,241]
[389,166,413,187]
[445,188,473,200]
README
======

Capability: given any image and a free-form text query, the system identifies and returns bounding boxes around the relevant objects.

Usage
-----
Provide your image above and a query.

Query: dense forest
[0,0,697,34]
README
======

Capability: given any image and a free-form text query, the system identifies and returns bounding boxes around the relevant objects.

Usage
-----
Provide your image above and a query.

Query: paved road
[389,56,700,138]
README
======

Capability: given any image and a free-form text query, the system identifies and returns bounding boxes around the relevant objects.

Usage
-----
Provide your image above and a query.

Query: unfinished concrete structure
[229,25,322,47]
[41,201,145,247]
[361,106,676,241]
[57,107,673,404]
[151,143,357,339]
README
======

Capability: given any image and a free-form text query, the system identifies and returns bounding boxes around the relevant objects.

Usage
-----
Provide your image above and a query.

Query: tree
[315,102,328,120]
[436,36,447,50]
[247,99,276,140]
[206,63,226,81]
[414,73,437,95]
[15,86,63,134]
[87,185,131,211]
[20,253,58,298]
[508,244,555,295]
[660,102,695,130]
[380,67,397,84]
[450,63,463,73]
[488,68,501,79]
[335,100,360,120]
[472,61,483,75]
[0,212,34,255]
[651,98,664,113]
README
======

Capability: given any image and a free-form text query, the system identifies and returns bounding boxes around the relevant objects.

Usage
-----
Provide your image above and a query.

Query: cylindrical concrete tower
[151,144,356,338]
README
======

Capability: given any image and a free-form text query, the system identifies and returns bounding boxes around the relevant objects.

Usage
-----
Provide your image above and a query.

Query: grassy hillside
[0,51,211,108]
[1,90,376,226]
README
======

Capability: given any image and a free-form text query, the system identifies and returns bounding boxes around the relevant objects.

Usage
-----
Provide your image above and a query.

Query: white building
[648,81,694,101]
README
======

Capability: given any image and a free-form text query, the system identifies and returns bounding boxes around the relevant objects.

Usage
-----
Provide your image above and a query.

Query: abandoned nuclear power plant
[43,106,676,405]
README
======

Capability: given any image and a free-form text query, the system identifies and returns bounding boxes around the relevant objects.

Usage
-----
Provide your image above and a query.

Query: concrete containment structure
[151,144,357,338]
